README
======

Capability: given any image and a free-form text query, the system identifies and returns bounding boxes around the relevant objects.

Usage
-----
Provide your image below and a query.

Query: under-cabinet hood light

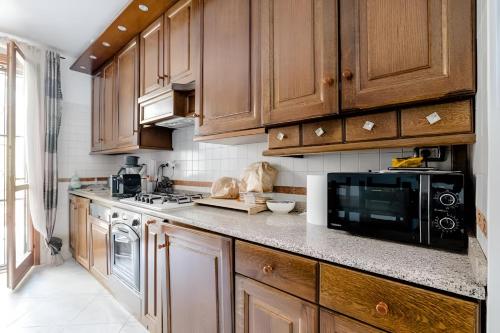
[102,42,111,47]
[117,25,127,32]
[89,55,97,60]
[138,4,149,12]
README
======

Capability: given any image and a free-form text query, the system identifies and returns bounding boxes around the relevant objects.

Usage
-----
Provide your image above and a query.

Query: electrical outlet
[414,146,446,161]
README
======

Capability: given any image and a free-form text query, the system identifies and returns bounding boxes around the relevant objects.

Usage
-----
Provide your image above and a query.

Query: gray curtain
[43,51,62,255]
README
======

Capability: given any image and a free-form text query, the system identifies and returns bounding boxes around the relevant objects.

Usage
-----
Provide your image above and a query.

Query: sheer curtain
[18,42,63,262]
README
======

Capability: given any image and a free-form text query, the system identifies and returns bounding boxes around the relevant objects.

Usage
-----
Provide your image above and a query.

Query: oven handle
[112,223,140,241]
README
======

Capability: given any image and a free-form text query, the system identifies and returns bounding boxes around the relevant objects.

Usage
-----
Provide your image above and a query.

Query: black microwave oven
[327,172,467,252]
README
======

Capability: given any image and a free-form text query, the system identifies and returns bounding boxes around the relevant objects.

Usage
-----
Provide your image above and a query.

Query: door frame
[5,41,39,289]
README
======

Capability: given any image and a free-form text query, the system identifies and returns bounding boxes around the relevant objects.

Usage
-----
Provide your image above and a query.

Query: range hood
[139,81,196,129]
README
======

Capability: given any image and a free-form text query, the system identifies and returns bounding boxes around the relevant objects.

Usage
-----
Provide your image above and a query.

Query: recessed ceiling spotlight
[117,25,127,32]
[138,4,149,12]
[102,42,111,47]
[89,55,97,60]
[80,65,87,70]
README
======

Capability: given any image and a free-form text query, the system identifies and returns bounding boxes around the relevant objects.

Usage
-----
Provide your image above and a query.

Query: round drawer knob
[262,264,273,274]
[276,132,286,141]
[375,301,389,316]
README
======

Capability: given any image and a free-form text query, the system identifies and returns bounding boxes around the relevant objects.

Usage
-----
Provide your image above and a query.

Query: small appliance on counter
[110,156,145,198]
[327,171,467,252]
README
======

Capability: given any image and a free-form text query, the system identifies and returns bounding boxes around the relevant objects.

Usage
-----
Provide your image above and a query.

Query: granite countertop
[69,189,487,300]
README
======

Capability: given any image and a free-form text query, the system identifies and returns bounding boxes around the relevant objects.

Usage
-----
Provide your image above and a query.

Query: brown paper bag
[240,162,278,193]
[210,177,240,199]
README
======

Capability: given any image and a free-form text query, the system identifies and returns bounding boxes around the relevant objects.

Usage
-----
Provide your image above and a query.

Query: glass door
[5,41,35,289]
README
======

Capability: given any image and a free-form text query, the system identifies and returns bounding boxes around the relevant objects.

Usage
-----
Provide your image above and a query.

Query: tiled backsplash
[133,127,452,188]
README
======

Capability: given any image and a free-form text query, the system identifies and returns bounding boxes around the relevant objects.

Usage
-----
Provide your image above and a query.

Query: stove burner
[133,192,205,205]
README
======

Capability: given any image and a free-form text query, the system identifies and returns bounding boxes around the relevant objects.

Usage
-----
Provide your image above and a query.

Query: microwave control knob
[439,192,457,207]
[111,212,119,219]
[437,216,458,232]
[132,219,140,227]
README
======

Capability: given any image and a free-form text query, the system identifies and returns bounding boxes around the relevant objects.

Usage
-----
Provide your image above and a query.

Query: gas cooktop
[119,192,206,211]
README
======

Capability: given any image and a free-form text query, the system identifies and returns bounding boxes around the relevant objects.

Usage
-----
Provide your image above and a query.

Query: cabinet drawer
[345,111,397,142]
[320,308,385,333]
[401,100,473,137]
[235,241,317,302]
[268,125,300,149]
[320,264,479,333]
[302,119,342,146]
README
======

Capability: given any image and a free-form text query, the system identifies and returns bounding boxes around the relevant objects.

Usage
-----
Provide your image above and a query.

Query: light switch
[363,121,375,131]
[315,127,325,137]
[426,112,442,125]
[276,132,286,141]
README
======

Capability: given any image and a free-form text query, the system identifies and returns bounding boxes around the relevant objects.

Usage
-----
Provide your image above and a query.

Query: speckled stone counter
[69,189,487,300]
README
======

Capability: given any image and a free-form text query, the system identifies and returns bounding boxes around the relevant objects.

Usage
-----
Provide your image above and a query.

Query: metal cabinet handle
[375,301,389,316]
[342,70,353,80]
[158,243,167,250]
[315,127,326,137]
[262,264,273,274]
[276,132,286,141]
[322,77,334,86]
[146,220,156,225]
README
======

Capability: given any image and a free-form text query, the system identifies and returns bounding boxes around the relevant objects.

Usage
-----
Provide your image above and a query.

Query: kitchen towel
[306,174,328,226]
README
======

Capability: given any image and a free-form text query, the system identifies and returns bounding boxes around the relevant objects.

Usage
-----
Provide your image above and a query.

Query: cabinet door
[101,61,116,150]
[91,72,102,151]
[164,0,198,85]
[116,38,139,148]
[141,216,163,333]
[69,196,77,256]
[75,198,90,270]
[261,0,338,125]
[89,216,110,281]
[320,309,385,333]
[141,16,164,96]
[340,0,474,110]
[161,223,233,333]
[196,0,261,136]
[235,275,318,333]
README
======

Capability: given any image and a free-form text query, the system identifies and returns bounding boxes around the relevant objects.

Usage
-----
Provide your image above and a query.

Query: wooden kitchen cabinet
[91,72,103,152]
[69,195,77,255]
[101,61,116,150]
[89,215,110,282]
[115,37,139,148]
[164,0,198,85]
[235,275,318,333]
[71,196,90,270]
[340,0,475,111]
[141,215,164,333]
[261,0,338,125]
[140,17,164,97]
[320,309,385,333]
[160,223,233,333]
[195,0,261,136]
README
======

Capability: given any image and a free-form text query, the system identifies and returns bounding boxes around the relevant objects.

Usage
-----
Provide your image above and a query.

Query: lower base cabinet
[89,215,110,282]
[235,275,318,333]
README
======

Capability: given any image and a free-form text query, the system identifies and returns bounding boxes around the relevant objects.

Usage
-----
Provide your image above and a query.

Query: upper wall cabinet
[116,38,139,148]
[195,0,261,136]
[340,0,475,111]
[164,0,198,85]
[91,71,103,152]
[261,0,338,125]
[101,61,116,150]
[140,17,164,97]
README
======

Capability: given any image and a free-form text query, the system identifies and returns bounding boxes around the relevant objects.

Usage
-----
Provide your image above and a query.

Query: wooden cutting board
[193,198,268,215]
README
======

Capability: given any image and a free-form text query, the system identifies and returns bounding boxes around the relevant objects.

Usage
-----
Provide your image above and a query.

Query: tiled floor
[0,260,147,332]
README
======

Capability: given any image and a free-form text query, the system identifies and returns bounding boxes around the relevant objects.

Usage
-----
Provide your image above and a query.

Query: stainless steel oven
[111,208,141,292]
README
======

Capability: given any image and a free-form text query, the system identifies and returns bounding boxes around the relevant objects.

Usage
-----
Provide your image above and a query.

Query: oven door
[111,222,140,291]
[328,173,422,243]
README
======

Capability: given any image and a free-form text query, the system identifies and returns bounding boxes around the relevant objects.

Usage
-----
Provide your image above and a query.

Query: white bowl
[266,200,295,214]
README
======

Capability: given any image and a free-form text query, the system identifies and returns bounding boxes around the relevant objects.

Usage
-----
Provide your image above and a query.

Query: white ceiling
[0,0,130,57]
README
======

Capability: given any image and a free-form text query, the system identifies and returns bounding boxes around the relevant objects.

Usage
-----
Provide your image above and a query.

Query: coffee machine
[110,156,145,197]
